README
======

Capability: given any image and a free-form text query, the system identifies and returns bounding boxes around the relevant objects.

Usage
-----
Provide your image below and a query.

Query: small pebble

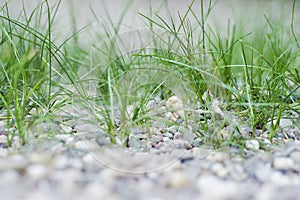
[0,135,7,143]
[82,153,102,172]
[163,132,173,139]
[166,112,178,122]
[239,124,252,135]
[100,168,123,180]
[278,119,293,130]
[53,155,69,170]
[245,139,260,150]
[290,151,300,164]
[74,140,99,151]
[0,170,19,184]
[269,171,292,186]
[83,182,112,200]
[206,152,226,162]
[196,175,238,199]
[168,171,189,188]
[0,148,8,157]
[172,139,185,149]
[174,132,183,140]
[66,136,75,145]
[166,96,183,109]
[162,137,171,144]
[59,124,73,133]
[211,163,229,177]
[27,153,52,165]
[273,157,295,171]
[26,164,48,179]
[0,155,27,171]
[55,134,71,142]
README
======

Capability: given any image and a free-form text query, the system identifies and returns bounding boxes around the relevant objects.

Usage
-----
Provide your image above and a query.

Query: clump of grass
[0,0,82,145]
[135,0,300,147]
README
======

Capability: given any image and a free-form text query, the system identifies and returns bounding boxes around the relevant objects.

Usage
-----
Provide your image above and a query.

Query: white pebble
[206,152,226,162]
[164,132,173,139]
[269,171,292,186]
[168,171,189,188]
[55,134,71,142]
[59,124,73,133]
[166,96,184,121]
[83,153,102,172]
[196,175,238,199]
[69,158,83,169]
[74,140,99,151]
[0,148,8,157]
[166,112,178,122]
[26,164,48,179]
[0,155,27,170]
[100,168,122,180]
[273,157,295,170]
[245,140,260,150]
[290,151,300,163]
[66,136,75,145]
[83,182,111,200]
[53,155,69,170]
[211,163,229,177]
[0,135,7,143]
[166,96,183,109]
[0,170,19,184]
[28,153,51,164]
[163,137,171,145]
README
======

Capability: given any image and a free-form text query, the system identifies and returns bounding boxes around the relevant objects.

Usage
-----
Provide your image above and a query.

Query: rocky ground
[0,96,299,200]
[0,132,299,200]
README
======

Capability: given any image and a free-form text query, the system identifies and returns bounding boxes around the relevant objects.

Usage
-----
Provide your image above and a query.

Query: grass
[0,0,299,149]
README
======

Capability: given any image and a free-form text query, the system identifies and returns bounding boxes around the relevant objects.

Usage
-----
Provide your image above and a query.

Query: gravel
[0,133,299,200]
[0,96,299,200]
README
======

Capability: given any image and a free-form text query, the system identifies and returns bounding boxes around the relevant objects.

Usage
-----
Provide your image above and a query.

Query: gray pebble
[239,124,252,135]
[278,118,293,130]
[174,132,183,140]
[290,151,300,164]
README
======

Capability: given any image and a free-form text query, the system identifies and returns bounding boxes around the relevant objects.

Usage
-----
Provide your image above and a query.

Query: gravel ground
[0,96,299,200]
[0,133,299,200]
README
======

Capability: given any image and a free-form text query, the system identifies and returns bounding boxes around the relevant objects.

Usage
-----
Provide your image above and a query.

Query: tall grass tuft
[0,0,82,145]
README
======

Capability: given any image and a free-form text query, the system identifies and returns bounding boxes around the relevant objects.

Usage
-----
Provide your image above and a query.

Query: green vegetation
[0,0,299,149]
